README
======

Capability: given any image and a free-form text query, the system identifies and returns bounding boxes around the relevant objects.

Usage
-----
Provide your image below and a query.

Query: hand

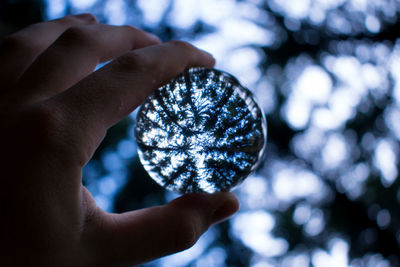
[0,14,239,266]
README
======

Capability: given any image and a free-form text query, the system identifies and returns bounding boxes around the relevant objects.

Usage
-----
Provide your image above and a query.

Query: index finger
[49,41,215,165]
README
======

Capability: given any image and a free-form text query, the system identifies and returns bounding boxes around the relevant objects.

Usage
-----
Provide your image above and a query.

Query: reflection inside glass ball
[135,67,267,194]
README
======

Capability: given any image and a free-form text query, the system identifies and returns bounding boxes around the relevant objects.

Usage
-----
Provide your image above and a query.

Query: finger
[0,14,97,87]
[50,41,215,165]
[88,192,239,266]
[14,23,161,103]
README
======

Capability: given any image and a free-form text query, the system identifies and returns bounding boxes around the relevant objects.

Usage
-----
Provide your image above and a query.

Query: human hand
[0,14,239,266]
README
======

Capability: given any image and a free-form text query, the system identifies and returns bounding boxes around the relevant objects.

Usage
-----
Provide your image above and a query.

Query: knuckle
[58,26,98,47]
[116,51,152,72]
[0,34,41,56]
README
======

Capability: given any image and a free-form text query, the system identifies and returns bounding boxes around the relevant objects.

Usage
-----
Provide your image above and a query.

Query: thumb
[89,192,239,266]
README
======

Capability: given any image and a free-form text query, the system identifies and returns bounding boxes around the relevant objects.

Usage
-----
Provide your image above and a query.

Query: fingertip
[146,32,162,44]
[169,191,239,224]
[211,192,239,224]
[199,49,216,67]
[164,40,215,69]
[190,48,215,69]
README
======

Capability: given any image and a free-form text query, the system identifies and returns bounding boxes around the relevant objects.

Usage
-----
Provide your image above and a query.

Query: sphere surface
[135,68,267,193]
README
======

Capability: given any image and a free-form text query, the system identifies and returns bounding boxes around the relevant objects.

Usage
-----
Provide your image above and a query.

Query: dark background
[1,0,400,266]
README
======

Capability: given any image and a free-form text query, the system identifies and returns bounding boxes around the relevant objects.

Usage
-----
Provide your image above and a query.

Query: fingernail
[73,13,97,22]
[211,197,239,224]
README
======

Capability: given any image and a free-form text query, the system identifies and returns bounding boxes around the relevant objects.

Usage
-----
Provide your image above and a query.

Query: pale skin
[0,14,239,266]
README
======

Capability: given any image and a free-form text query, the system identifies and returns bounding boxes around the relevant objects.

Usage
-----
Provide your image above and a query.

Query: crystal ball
[135,67,267,194]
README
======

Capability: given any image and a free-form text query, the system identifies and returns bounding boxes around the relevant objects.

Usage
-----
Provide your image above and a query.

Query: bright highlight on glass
[135,68,267,193]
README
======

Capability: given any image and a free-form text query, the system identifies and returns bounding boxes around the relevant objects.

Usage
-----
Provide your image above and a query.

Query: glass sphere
[135,67,267,194]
